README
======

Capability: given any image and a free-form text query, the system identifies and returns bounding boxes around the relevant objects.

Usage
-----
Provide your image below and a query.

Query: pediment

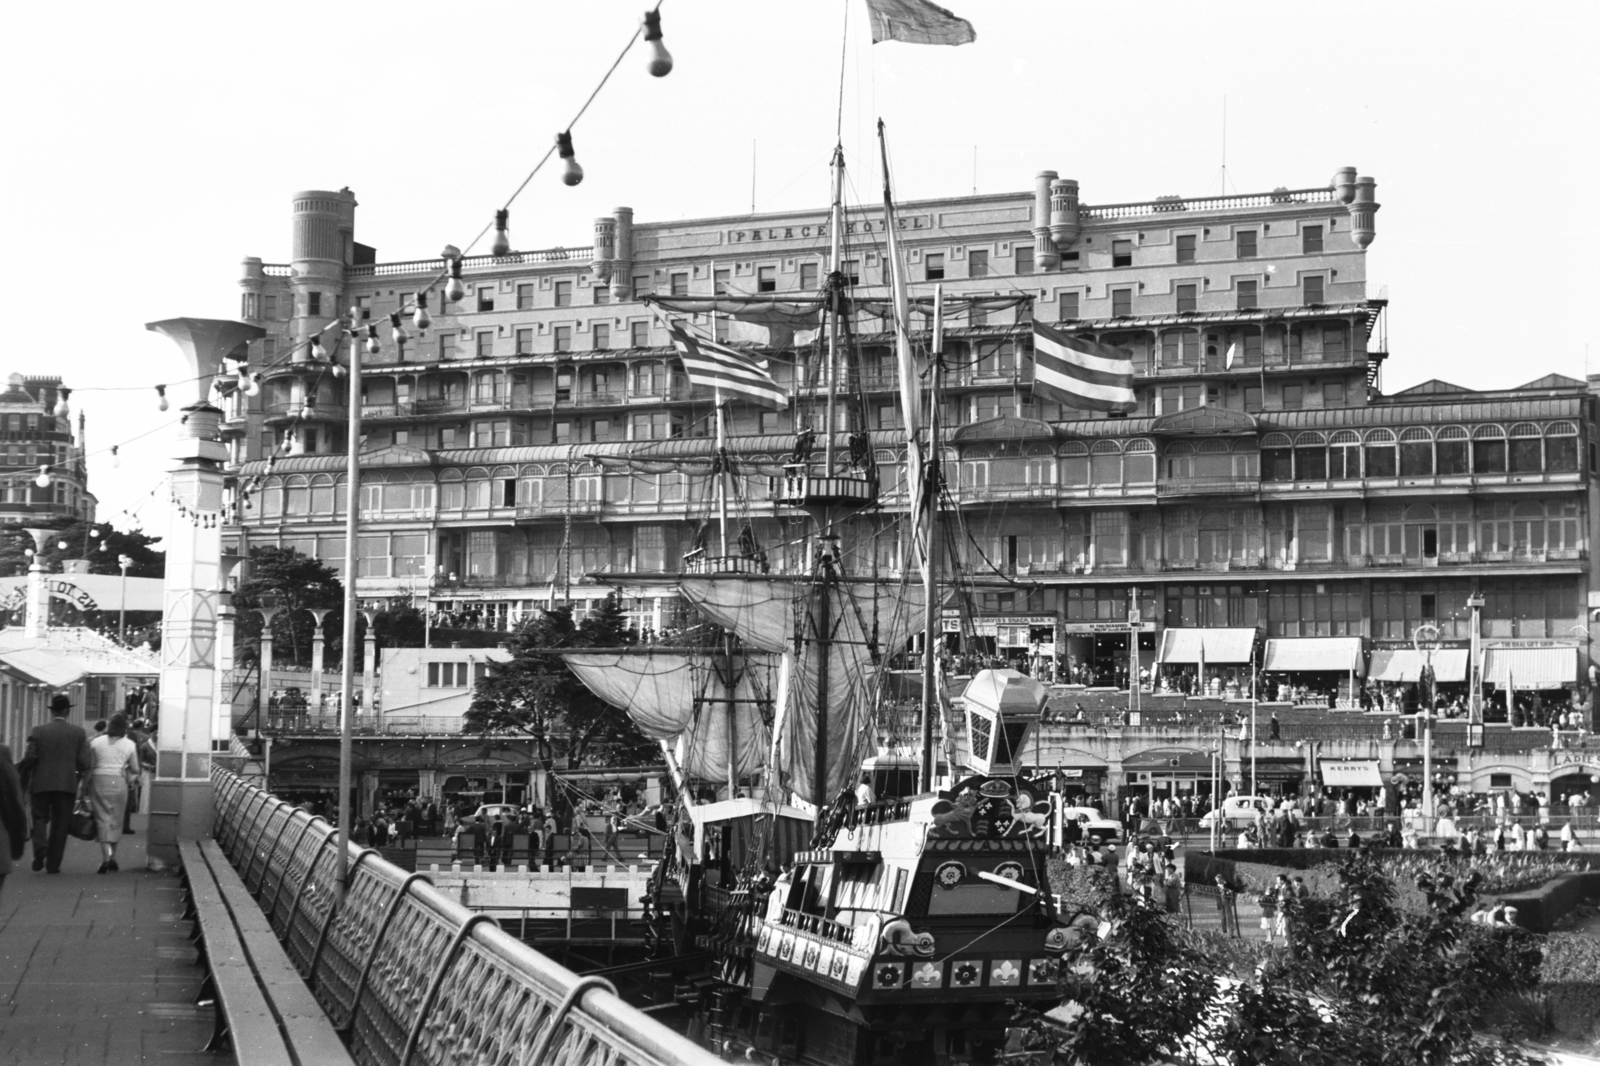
[1150,406,1257,436]
[359,443,435,466]
[949,416,1056,443]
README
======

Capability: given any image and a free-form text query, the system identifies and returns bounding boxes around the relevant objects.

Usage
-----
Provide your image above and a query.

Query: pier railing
[209,768,721,1066]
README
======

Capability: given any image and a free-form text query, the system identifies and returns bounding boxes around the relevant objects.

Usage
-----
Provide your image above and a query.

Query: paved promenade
[0,810,228,1065]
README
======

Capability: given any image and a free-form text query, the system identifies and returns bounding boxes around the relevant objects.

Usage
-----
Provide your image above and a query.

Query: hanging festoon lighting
[311,335,328,362]
[365,325,381,356]
[556,131,584,186]
[111,445,121,468]
[444,250,466,304]
[390,311,409,353]
[53,387,71,418]
[156,385,169,412]
[34,465,51,488]
[492,209,512,257]
[412,292,432,332]
[301,395,316,419]
[642,9,673,77]
[243,372,261,397]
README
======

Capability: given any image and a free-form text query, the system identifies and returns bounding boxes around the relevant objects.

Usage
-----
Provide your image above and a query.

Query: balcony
[955,483,1059,504]
[516,499,603,519]
[627,384,693,403]
[1155,476,1259,496]
[360,402,415,419]
[576,390,624,407]
[414,398,467,415]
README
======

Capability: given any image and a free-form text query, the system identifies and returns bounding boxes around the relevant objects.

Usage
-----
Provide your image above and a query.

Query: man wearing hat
[18,694,92,874]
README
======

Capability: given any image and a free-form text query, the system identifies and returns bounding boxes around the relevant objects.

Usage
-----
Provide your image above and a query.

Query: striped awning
[1158,628,1256,664]
[1263,637,1365,675]
[1369,649,1468,684]
[1483,646,1578,689]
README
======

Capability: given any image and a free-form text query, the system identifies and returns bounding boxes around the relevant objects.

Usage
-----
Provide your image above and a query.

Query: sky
[1,0,1595,544]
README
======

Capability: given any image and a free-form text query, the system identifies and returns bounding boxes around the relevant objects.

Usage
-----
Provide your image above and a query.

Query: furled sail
[563,648,773,782]
[678,576,925,802]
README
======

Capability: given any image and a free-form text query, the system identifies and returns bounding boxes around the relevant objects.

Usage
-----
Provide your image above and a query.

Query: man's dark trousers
[30,792,74,873]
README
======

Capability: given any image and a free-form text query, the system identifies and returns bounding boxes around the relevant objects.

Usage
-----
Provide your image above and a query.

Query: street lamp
[1413,623,1441,822]
[117,554,133,642]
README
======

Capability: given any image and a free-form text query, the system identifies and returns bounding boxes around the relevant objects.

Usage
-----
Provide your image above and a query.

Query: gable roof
[1392,379,1471,396]
[949,416,1056,442]
[1515,373,1584,391]
[1150,405,1258,437]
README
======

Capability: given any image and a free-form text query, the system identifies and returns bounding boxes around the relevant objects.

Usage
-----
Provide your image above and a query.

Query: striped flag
[1030,321,1137,413]
[667,321,787,409]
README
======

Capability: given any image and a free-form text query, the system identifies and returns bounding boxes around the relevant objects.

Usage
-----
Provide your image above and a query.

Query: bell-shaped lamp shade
[642,11,673,77]
[556,131,583,186]
[413,292,432,332]
[156,385,169,412]
[491,209,512,257]
[53,387,71,418]
[34,466,51,489]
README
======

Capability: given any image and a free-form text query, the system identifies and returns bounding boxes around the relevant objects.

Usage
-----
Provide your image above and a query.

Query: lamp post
[117,554,133,642]
[1413,623,1441,822]
[1467,592,1485,747]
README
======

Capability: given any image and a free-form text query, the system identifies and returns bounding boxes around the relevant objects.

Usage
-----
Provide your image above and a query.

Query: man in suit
[18,694,91,874]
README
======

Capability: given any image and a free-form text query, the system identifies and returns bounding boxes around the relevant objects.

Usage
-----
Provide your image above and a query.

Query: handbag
[69,794,97,841]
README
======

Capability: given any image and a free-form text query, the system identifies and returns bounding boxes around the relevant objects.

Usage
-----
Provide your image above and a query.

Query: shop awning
[1320,759,1383,787]
[1482,646,1577,689]
[1252,759,1306,779]
[1158,628,1256,665]
[1263,637,1365,674]
[1122,748,1212,771]
[1368,648,1468,684]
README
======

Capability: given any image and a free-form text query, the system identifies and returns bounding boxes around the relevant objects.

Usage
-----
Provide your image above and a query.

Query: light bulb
[156,385,169,412]
[311,336,327,361]
[556,131,583,186]
[53,387,71,418]
[331,362,347,379]
[642,10,673,77]
[34,466,51,488]
[444,256,465,303]
[492,209,511,256]
[301,399,315,419]
[413,293,432,332]
[56,540,68,551]
[90,528,99,538]
[23,548,32,558]
[111,446,120,468]
[366,326,381,356]
[243,373,260,397]
[390,312,409,346]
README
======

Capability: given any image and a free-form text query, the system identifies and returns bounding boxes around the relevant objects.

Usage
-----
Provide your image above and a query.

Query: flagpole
[823,144,844,476]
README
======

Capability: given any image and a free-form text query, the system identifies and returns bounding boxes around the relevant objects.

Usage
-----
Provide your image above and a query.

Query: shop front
[1155,628,1257,697]
[1262,637,1366,708]
[1368,648,1469,714]
[1483,644,1581,726]
[944,613,1058,678]
[1057,620,1157,688]
[1392,756,1460,808]
[1248,756,1307,798]
[1119,747,1221,810]
[1318,757,1384,801]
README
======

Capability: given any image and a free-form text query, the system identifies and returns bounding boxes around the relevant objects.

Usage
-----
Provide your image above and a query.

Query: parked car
[1058,804,1123,844]
[470,803,520,825]
[1198,796,1273,830]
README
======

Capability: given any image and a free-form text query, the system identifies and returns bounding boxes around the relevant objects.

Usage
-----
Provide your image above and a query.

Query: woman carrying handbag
[86,713,140,873]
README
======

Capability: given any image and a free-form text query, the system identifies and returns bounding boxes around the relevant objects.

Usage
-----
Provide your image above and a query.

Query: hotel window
[968,249,989,278]
[515,328,533,354]
[1236,280,1258,310]
[1175,284,1197,313]
[1111,240,1133,267]
[757,266,776,292]
[1111,288,1132,317]
[1302,225,1324,254]
[1058,291,1080,321]
[760,409,788,434]
[516,283,534,310]
[353,295,371,320]
[592,285,610,305]
[840,259,860,285]
[1244,386,1263,413]
[477,286,495,312]
[554,280,572,307]
[630,321,650,347]
[924,254,945,281]
[554,420,571,444]
[1236,230,1257,259]
[713,316,729,343]
[669,273,688,297]
[553,326,572,352]
[592,323,610,350]
[714,268,730,295]
[1509,423,1543,474]
[1323,380,1346,406]
[1303,275,1325,306]
[263,294,278,319]
[1281,384,1304,410]
[632,274,651,299]
[1015,245,1034,275]
[307,291,322,316]
[1175,234,1196,264]
[439,333,456,360]
[799,262,819,289]
[475,331,494,358]
[427,662,469,688]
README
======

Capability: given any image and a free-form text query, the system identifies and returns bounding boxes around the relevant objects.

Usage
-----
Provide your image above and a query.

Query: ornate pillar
[211,553,244,744]
[21,528,53,638]
[360,607,379,721]
[144,317,264,869]
[309,608,331,715]
[255,607,280,725]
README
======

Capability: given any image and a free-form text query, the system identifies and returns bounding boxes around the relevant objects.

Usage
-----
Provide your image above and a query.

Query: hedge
[1542,934,1600,1039]
[1492,870,1600,933]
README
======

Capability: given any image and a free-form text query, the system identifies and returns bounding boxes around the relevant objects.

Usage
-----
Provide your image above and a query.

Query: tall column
[255,608,279,723]
[210,553,244,744]
[360,608,379,722]
[21,528,53,638]
[144,317,265,869]
[309,608,330,714]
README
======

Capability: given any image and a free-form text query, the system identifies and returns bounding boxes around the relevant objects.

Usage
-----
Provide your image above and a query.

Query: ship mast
[919,287,943,792]
[822,143,844,476]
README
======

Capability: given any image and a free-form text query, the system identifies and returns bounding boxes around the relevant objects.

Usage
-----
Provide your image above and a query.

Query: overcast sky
[2,0,1595,541]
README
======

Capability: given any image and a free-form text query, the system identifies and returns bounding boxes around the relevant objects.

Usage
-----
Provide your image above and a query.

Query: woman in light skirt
[87,713,140,873]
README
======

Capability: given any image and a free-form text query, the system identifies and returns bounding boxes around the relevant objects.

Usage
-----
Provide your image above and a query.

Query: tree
[0,520,164,578]
[231,546,343,667]
[463,593,656,766]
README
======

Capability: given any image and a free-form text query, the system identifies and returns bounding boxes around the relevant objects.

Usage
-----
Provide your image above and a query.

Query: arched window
[1472,424,1506,474]
[310,473,336,513]
[1435,425,1469,475]
[439,468,466,510]
[1508,422,1542,474]
[1124,439,1155,484]
[1090,439,1122,486]
[1060,441,1089,486]
[1163,440,1195,480]
[1294,431,1327,480]
[1328,430,1362,479]
[1546,421,1579,473]
[260,476,283,517]
[284,475,310,516]
[1548,499,1581,552]
[1260,432,1292,483]
[1399,427,1434,477]
[1364,428,1396,478]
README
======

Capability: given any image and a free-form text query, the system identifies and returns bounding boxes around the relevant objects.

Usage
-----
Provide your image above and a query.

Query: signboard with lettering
[727,213,932,245]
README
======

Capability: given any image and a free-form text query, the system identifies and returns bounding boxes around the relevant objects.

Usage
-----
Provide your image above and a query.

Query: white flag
[1225,342,1238,369]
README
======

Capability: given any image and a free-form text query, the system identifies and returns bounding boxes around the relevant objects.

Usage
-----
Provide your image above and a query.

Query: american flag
[668,321,787,409]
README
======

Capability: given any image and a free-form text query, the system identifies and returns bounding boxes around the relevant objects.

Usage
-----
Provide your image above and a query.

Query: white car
[1059,804,1123,843]
[1197,796,1273,830]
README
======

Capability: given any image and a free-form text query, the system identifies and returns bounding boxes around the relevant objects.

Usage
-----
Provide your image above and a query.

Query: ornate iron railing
[209,768,721,1066]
